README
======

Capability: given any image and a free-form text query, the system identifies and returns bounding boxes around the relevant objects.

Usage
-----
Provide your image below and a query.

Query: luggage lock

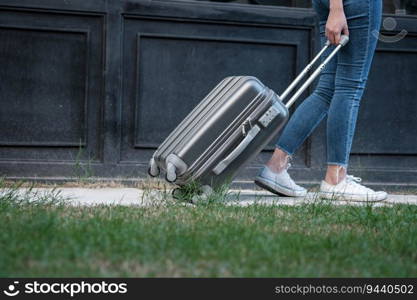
[258,105,280,128]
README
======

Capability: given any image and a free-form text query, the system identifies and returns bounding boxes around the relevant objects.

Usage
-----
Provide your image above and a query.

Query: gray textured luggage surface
[154,76,240,164]
[154,77,259,162]
[152,76,274,179]
[186,88,276,179]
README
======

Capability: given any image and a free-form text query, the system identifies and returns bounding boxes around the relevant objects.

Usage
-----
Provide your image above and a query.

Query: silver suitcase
[148,36,349,190]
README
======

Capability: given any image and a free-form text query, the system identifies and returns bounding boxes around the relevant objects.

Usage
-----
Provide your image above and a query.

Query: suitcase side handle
[281,35,349,108]
[212,125,261,175]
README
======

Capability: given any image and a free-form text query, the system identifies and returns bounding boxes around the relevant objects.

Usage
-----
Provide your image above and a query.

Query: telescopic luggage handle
[281,35,349,109]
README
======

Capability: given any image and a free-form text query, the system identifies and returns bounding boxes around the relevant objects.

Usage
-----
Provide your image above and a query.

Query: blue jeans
[276,0,382,168]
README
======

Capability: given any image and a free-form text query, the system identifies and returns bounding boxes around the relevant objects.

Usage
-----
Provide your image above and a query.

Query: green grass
[0,181,416,277]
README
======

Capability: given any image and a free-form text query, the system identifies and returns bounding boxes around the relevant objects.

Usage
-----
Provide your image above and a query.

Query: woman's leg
[267,0,336,173]
[319,0,387,202]
[257,1,335,197]
[325,0,382,183]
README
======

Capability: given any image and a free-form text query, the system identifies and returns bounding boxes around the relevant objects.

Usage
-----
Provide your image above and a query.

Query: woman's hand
[326,0,349,45]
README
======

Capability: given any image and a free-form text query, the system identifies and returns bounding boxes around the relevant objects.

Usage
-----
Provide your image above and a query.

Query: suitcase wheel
[171,186,201,203]
[172,188,186,201]
[165,162,177,183]
[147,165,160,177]
[148,158,160,177]
[172,188,180,199]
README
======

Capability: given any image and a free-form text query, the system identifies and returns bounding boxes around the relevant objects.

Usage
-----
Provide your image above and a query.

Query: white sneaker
[319,175,387,202]
[254,164,307,197]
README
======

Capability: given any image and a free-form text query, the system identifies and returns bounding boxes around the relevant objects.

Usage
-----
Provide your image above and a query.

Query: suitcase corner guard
[166,154,188,183]
[148,157,160,177]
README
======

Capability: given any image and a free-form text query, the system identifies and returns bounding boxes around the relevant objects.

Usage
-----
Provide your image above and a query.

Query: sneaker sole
[318,191,387,203]
[254,177,307,197]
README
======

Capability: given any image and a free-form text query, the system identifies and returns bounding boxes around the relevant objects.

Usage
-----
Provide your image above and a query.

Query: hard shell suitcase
[148,36,349,190]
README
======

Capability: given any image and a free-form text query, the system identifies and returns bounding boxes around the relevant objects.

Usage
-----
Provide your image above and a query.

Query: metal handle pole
[280,41,330,101]
[284,35,349,109]
[285,44,341,109]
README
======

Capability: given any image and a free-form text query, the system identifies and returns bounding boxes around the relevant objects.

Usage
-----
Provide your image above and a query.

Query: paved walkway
[8,188,417,207]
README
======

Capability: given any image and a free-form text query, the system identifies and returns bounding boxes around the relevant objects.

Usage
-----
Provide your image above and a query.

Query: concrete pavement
[6,188,417,207]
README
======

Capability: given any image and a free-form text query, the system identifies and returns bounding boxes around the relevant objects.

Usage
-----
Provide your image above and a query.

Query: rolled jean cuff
[275,144,294,157]
[327,162,348,169]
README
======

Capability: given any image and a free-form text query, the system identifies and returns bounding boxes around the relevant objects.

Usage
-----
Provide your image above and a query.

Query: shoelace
[346,175,362,183]
[284,155,293,171]
[280,162,302,190]
[345,175,375,193]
